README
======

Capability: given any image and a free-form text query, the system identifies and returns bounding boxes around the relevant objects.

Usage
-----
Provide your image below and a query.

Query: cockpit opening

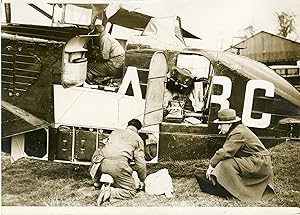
[163,54,213,125]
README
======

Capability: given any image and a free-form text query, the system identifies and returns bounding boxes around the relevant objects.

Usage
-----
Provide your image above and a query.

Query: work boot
[97,184,106,206]
[102,185,111,203]
[97,184,111,206]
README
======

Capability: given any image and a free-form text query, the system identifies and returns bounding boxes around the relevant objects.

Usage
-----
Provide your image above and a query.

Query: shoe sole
[97,185,106,206]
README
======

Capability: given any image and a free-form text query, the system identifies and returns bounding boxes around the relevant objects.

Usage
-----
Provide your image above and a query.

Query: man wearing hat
[86,24,125,85]
[195,108,275,201]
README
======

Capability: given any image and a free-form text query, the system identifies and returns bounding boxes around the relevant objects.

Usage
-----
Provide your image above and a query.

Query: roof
[225,31,300,51]
[224,31,300,65]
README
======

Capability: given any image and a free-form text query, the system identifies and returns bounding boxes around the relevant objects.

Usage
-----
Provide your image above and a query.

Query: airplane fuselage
[1,23,300,164]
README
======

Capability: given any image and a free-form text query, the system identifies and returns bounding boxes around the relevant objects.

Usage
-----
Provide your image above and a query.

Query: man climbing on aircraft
[194,108,275,201]
[86,24,125,85]
[89,119,146,205]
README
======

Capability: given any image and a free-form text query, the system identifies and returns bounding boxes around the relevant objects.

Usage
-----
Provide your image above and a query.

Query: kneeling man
[195,108,274,201]
[90,119,146,205]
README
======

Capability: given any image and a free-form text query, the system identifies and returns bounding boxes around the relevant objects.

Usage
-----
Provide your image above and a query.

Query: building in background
[225,31,300,90]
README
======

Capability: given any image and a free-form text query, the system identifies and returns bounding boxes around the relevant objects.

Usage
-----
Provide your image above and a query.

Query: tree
[275,11,296,38]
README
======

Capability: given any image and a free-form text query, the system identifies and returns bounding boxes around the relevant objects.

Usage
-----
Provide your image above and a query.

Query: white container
[62,60,87,87]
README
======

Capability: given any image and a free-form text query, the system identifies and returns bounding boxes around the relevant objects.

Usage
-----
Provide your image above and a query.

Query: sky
[127,0,300,50]
[2,0,300,50]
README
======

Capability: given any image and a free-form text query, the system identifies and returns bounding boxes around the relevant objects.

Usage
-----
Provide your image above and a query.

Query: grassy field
[1,140,299,207]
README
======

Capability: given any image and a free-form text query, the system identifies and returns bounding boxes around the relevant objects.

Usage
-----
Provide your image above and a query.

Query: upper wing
[73,3,200,39]
[104,4,200,39]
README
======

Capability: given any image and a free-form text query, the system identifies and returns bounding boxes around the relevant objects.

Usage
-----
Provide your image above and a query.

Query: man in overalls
[86,24,125,85]
[90,119,146,205]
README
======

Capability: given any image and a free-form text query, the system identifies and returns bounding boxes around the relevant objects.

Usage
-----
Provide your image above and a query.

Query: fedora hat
[213,108,241,124]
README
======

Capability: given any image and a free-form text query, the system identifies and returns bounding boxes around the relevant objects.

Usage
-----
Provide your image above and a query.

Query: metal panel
[55,126,73,161]
[158,131,224,161]
[1,38,61,123]
[54,85,145,129]
[1,51,41,97]
[1,24,89,42]
[24,129,47,158]
[157,122,222,161]
[144,52,168,127]
[74,128,97,161]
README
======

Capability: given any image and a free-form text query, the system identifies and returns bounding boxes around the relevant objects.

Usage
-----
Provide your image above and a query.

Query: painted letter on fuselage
[211,76,232,110]
[242,80,275,128]
[118,66,142,98]
[211,76,275,129]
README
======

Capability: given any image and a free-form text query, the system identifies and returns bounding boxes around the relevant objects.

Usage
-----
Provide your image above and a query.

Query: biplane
[1,3,300,165]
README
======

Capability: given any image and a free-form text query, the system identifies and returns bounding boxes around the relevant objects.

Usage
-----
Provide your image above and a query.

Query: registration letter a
[118,66,142,98]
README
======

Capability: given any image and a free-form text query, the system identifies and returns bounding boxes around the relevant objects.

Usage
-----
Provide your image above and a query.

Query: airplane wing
[24,3,200,39]
[1,101,49,138]
[105,4,201,39]
[73,3,200,39]
[106,4,151,30]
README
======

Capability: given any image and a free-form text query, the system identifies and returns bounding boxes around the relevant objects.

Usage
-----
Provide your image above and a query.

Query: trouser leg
[100,159,137,201]
[109,167,137,200]
[87,61,120,84]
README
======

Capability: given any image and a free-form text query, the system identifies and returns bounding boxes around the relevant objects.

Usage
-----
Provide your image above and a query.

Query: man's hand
[206,165,216,185]
[206,164,214,178]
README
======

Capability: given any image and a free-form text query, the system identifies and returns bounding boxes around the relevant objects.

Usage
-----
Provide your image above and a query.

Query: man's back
[229,123,269,157]
[102,128,143,161]
[99,33,125,60]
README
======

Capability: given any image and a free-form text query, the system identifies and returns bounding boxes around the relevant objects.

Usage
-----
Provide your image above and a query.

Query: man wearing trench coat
[195,108,275,201]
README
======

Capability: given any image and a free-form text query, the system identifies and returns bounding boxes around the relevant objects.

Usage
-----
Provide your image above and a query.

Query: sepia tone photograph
[1,0,300,214]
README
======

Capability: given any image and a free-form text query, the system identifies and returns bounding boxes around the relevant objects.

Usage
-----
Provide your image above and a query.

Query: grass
[1,140,300,207]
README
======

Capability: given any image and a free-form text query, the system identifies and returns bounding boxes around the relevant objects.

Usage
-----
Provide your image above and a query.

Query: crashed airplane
[1,3,300,164]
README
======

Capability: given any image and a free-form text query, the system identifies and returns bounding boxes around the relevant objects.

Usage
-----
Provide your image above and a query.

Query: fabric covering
[145,168,173,198]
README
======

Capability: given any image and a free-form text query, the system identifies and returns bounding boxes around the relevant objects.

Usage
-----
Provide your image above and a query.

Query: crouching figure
[195,108,275,201]
[89,119,146,205]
